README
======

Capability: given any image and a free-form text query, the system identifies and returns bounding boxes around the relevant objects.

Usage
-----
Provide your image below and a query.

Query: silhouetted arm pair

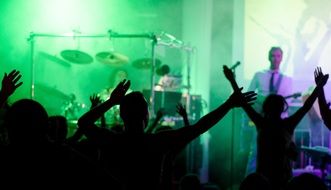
[159,72,256,145]
[223,65,263,128]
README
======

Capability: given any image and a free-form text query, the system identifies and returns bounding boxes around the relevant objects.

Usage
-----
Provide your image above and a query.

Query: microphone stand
[230,66,238,190]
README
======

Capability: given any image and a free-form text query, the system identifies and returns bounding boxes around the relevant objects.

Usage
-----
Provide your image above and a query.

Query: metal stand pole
[28,33,35,99]
[230,66,238,190]
[150,35,157,117]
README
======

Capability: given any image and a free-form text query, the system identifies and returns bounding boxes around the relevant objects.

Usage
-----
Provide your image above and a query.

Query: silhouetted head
[268,47,283,71]
[286,173,327,190]
[156,64,170,76]
[120,91,149,133]
[4,99,49,144]
[239,172,271,190]
[262,94,288,118]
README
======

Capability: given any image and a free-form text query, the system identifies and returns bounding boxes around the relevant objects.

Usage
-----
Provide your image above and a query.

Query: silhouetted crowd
[0,66,330,190]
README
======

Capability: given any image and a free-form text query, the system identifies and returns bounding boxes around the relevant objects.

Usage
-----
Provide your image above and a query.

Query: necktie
[269,72,275,94]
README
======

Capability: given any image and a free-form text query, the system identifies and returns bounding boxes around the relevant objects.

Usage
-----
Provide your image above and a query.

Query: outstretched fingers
[243,91,257,105]
[1,69,23,97]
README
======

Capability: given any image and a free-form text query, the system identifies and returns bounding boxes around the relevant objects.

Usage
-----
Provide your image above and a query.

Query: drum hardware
[132,58,161,69]
[61,94,86,120]
[299,146,331,180]
[39,51,72,67]
[60,50,93,64]
[95,51,129,66]
[35,83,72,101]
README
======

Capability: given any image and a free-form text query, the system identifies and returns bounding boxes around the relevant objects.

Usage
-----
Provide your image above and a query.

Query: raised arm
[288,67,329,131]
[223,65,263,127]
[0,70,23,107]
[78,80,130,128]
[176,103,190,127]
[161,88,256,145]
[315,67,331,129]
[89,94,106,128]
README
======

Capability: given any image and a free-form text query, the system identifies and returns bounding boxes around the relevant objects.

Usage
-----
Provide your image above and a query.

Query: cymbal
[95,51,129,66]
[35,83,71,101]
[39,52,71,68]
[132,58,161,69]
[60,50,93,64]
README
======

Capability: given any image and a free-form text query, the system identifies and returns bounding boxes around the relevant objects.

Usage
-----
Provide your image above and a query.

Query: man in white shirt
[242,47,293,176]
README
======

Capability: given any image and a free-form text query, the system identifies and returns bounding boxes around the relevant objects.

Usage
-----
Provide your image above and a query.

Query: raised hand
[314,67,328,87]
[1,69,23,97]
[89,93,102,109]
[223,65,235,82]
[176,103,190,127]
[228,88,257,108]
[223,65,240,91]
[110,79,131,104]
[176,103,187,118]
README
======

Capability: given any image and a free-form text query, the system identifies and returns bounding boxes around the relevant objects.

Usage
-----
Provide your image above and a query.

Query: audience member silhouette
[285,173,327,190]
[48,115,68,145]
[239,172,271,190]
[223,65,328,190]
[0,69,22,145]
[77,79,257,189]
[144,108,165,134]
[159,103,191,189]
[0,70,118,188]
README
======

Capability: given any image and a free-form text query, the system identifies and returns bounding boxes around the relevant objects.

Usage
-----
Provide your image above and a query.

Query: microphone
[230,61,241,70]
[163,32,176,41]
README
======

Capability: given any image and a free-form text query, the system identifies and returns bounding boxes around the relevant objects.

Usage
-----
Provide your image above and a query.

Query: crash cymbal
[35,83,71,101]
[132,58,161,69]
[60,50,93,64]
[95,51,129,66]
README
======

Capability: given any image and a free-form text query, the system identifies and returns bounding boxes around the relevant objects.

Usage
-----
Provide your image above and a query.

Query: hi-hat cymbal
[95,51,129,66]
[132,58,161,69]
[60,50,93,64]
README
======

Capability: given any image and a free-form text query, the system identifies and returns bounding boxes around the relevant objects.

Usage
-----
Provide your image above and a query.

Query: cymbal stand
[157,37,195,173]
[108,30,158,117]
[28,31,110,99]
[156,37,195,115]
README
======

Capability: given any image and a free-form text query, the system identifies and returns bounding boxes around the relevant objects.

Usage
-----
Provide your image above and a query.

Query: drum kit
[30,30,194,126]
